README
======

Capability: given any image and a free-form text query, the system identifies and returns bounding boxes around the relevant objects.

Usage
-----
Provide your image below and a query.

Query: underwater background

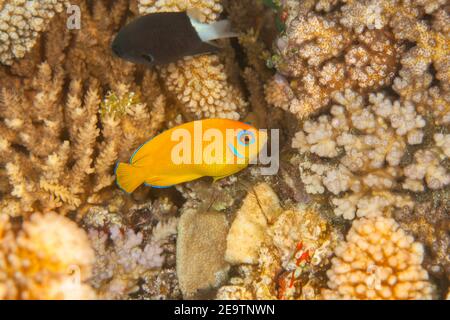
[0,0,448,300]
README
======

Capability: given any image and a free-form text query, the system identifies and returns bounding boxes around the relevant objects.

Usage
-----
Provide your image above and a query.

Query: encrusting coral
[218,183,342,300]
[322,216,435,300]
[291,89,449,220]
[177,208,230,298]
[138,0,247,120]
[0,0,68,66]
[84,199,180,300]
[0,212,96,300]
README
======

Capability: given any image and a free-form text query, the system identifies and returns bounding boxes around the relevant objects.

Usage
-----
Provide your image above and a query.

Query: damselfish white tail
[190,19,239,42]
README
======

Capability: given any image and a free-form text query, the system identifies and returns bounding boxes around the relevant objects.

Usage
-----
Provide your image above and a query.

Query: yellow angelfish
[115,119,268,193]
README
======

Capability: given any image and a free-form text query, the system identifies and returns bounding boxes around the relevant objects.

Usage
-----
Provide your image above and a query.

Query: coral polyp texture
[322,217,435,300]
[218,184,342,300]
[0,212,96,299]
[138,0,223,22]
[394,200,449,286]
[138,0,247,120]
[291,89,449,220]
[85,201,179,299]
[0,62,165,216]
[0,0,68,66]
[266,0,449,121]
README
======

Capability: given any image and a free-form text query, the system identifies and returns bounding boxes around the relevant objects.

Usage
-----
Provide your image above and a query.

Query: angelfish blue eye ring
[237,130,256,146]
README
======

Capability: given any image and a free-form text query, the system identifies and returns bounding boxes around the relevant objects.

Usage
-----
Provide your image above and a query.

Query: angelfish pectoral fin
[213,174,233,183]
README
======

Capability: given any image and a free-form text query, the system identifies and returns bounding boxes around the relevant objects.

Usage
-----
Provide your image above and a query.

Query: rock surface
[225,183,282,265]
[177,209,230,298]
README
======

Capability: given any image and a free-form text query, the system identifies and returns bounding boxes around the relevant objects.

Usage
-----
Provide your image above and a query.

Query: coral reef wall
[0,0,448,300]
[0,0,174,299]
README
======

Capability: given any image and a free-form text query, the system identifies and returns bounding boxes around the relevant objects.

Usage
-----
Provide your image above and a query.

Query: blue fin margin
[144,182,174,189]
[114,161,131,195]
[129,137,154,164]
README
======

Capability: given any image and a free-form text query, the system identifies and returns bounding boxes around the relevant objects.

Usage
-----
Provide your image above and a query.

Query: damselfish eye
[141,53,154,64]
[238,130,255,146]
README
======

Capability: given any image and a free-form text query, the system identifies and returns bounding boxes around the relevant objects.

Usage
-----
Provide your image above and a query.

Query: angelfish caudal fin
[190,18,239,42]
[115,162,146,193]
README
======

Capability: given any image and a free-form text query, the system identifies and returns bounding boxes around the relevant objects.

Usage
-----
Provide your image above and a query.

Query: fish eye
[141,54,154,64]
[238,130,255,146]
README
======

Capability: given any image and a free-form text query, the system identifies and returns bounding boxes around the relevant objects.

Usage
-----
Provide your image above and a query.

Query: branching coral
[266,0,449,121]
[138,0,223,22]
[61,0,139,91]
[0,62,165,217]
[266,8,401,119]
[138,0,247,120]
[0,0,68,65]
[291,89,448,220]
[0,0,169,219]
[322,216,435,300]
[0,212,96,300]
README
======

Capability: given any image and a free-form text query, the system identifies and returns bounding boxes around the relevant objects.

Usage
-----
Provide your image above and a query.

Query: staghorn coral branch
[0,62,165,217]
